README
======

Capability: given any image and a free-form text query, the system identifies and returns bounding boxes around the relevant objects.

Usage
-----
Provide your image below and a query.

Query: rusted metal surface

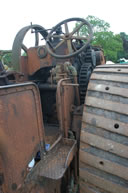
[81,127,128,159]
[71,106,83,148]
[62,81,75,136]
[79,164,128,193]
[79,64,128,192]
[95,50,106,65]
[0,83,45,193]
[0,81,78,192]
[26,42,71,76]
[17,44,70,77]
[82,112,128,137]
[86,96,128,115]
[44,125,61,148]
[91,72,128,83]
[88,82,128,98]
[27,47,53,75]
[80,180,109,193]
[27,138,76,180]
[71,106,83,133]
[96,64,128,68]
[0,70,26,86]
[80,146,128,180]
[19,177,61,193]
[20,56,28,80]
[94,67,128,73]
[56,78,75,138]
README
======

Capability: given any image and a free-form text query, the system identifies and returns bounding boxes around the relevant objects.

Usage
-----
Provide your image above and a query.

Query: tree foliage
[2,53,12,66]
[77,15,123,62]
[80,15,110,35]
[93,31,123,62]
[0,51,12,67]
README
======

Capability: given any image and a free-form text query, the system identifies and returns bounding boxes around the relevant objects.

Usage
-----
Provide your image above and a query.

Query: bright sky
[1,0,128,50]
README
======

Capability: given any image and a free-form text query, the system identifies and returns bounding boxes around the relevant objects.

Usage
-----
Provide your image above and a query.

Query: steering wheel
[46,18,93,59]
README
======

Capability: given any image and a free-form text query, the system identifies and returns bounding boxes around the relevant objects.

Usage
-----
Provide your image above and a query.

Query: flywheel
[79,64,128,193]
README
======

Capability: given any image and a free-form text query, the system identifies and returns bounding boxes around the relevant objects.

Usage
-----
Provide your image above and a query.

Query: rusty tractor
[0,17,127,193]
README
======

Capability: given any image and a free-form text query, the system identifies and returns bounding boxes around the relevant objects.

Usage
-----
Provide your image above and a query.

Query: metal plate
[27,138,76,180]
[0,83,45,193]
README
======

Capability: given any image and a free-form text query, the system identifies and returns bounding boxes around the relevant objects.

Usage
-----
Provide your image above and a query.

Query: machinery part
[29,66,52,82]
[51,61,77,83]
[46,18,93,59]
[0,74,9,85]
[84,48,96,67]
[79,63,92,104]
[78,47,97,104]
[0,71,24,86]
[95,50,106,65]
[0,83,45,193]
[37,46,48,59]
[79,64,128,193]
[27,138,76,180]
[12,24,48,72]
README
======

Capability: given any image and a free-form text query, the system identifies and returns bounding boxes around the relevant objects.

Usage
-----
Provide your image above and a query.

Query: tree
[2,52,12,67]
[79,15,110,35]
[93,31,123,62]
[77,15,123,62]
[120,32,128,51]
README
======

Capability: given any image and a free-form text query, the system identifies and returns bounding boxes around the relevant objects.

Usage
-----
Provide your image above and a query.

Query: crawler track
[80,64,128,193]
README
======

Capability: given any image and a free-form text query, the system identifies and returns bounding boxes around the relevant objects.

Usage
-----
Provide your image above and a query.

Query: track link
[80,64,128,193]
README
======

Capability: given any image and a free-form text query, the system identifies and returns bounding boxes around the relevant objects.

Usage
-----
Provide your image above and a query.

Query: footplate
[28,138,77,180]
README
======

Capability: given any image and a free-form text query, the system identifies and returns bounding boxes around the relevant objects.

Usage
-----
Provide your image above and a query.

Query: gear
[78,47,97,104]
[84,48,96,67]
[79,63,92,104]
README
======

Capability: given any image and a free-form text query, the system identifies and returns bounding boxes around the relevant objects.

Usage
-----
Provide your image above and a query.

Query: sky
[1,0,128,50]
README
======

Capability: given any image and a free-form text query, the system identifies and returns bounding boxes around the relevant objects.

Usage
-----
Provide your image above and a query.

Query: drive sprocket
[79,63,92,104]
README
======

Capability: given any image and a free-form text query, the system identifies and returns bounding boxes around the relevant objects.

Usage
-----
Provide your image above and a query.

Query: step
[27,138,77,180]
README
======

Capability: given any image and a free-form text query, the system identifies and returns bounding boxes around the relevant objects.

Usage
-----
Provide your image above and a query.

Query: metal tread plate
[27,138,76,180]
